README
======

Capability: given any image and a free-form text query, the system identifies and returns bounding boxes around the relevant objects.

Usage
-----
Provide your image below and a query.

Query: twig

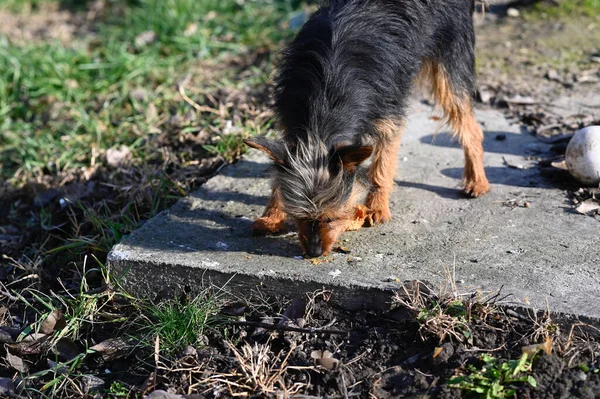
[178,78,221,115]
[463,344,507,353]
[227,320,348,336]
[340,369,349,399]
[505,309,530,322]
[0,282,19,301]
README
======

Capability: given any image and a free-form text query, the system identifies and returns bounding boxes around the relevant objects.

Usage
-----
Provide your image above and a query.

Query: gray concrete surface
[108,102,600,317]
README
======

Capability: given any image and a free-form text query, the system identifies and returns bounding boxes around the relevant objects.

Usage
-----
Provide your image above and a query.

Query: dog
[244,0,490,257]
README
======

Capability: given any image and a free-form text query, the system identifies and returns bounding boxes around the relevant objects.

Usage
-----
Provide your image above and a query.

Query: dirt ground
[134,287,599,398]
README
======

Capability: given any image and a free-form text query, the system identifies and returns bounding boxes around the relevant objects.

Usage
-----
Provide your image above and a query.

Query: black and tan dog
[244,0,489,257]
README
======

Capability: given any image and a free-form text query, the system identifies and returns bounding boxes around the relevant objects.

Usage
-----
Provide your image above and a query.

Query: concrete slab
[108,102,600,317]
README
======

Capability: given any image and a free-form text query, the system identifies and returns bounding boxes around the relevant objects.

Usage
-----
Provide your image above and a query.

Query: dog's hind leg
[365,120,404,225]
[251,186,287,235]
[420,59,489,197]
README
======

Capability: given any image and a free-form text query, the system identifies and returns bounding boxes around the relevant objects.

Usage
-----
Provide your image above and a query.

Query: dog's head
[245,136,372,257]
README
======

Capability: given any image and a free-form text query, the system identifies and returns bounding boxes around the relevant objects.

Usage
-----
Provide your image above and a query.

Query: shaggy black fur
[274,0,477,148]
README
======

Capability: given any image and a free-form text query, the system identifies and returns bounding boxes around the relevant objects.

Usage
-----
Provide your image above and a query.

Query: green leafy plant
[448,353,537,398]
[106,381,130,398]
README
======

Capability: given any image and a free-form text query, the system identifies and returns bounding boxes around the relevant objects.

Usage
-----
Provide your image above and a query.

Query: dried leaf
[311,350,340,370]
[576,199,600,215]
[81,375,105,394]
[106,146,132,168]
[144,390,186,399]
[280,297,306,325]
[0,327,15,344]
[6,352,27,373]
[90,338,136,361]
[522,337,553,356]
[550,160,568,170]
[503,156,532,170]
[53,338,80,362]
[134,31,157,48]
[7,335,49,356]
[40,309,66,334]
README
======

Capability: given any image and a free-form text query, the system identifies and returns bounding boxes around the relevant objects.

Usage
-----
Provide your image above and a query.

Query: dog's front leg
[365,123,404,225]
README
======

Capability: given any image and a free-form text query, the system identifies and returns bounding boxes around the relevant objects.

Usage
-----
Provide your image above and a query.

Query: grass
[138,292,222,356]
[526,0,600,18]
[0,1,306,396]
[0,0,303,182]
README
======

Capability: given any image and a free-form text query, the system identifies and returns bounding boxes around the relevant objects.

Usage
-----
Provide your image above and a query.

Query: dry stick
[227,320,349,336]
[178,79,221,115]
[340,369,350,399]
[505,308,531,323]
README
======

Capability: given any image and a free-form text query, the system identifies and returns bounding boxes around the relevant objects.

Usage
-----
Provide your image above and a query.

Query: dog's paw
[250,217,285,236]
[364,206,391,226]
[463,178,490,198]
[364,192,392,226]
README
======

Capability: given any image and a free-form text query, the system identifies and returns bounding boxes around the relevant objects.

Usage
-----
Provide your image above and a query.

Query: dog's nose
[306,245,323,258]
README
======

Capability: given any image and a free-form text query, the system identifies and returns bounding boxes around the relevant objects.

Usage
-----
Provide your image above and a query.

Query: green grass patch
[449,353,537,398]
[138,292,222,356]
[525,0,600,19]
[0,0,305,182]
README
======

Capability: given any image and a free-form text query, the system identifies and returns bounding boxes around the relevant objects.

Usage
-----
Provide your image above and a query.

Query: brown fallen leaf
[6,352,27,373]
[40,309,66,335]
[7,335,49,356]
[522,337,553,356]
[311,350,340,371]
[90,338,137,361]
[550,160,568,170]
[0,327,15,344]
[81,375,105,394]
[53,338,80,362]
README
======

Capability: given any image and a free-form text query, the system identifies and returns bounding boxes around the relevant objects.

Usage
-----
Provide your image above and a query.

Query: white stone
[566,126,600,186]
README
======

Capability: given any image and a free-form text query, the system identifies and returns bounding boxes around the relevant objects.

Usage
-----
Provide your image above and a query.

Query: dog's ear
[243,137,286,165]
[333,145,373,172]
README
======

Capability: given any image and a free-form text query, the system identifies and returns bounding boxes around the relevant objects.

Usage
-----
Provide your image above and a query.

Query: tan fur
[418,59,489,197]
[365,120,405,224]
[250,187,287,235]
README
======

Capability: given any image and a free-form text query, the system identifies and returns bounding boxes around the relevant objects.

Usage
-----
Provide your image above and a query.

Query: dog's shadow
[396,130,567,198]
